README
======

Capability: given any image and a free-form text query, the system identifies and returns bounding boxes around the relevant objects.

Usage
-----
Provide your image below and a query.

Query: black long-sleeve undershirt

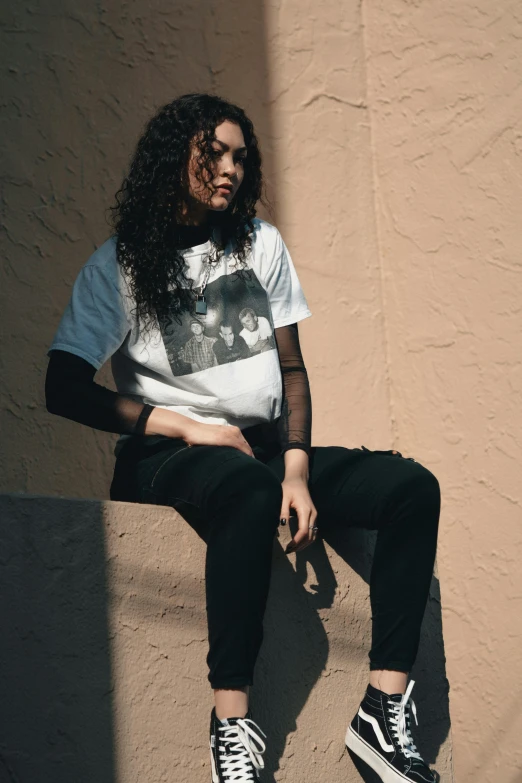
[45,323,312,454]
[273,322,312,456]
[45,350,155,435]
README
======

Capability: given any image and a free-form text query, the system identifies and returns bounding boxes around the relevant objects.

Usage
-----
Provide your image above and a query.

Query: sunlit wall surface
[1,1,521,780]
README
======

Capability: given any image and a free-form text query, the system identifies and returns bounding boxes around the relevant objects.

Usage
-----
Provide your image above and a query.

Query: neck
[177,216,208,227]
[174,221,213,250]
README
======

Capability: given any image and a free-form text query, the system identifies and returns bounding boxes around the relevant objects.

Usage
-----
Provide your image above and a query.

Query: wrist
[283,448,309,481]
[145,407,195,442]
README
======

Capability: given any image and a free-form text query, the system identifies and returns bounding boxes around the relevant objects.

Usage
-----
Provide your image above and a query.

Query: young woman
[45,93,441,783]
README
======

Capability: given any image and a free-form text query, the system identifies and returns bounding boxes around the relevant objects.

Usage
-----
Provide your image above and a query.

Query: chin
[209,199,230,212]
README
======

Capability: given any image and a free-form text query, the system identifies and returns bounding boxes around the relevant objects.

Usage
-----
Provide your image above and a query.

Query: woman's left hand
[280,476,318,554]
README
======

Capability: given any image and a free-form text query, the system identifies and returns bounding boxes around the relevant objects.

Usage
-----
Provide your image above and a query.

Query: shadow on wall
[1,0,277,500]
[255,526,451,782]
[0,495,116,783]
[0,495,451,783]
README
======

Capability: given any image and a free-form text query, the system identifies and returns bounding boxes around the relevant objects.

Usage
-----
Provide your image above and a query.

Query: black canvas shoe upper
[209,708,266,782]
[349,680,436,782]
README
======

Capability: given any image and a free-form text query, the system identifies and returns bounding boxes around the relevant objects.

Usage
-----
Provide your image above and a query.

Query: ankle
[369,669,408,696]
[214,686,249,720]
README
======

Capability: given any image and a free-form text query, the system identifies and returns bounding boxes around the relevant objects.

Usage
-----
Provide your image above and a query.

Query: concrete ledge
[0,493,453,782]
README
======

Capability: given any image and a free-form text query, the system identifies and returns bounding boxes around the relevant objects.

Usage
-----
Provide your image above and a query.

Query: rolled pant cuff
[209,677,254,689]
[369,660,412,674]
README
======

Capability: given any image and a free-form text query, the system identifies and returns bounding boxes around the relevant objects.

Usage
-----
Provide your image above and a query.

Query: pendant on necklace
[195,294,207,315]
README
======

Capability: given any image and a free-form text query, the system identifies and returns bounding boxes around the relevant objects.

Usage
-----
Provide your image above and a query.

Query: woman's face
[184,120,247,224]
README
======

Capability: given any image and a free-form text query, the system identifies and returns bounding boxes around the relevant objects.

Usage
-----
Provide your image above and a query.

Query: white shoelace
[217,718,267,781]
[387,679,422,761]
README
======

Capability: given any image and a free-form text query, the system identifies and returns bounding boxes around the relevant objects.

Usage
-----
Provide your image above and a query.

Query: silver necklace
[193,255,213,314]
[192,227,222,315]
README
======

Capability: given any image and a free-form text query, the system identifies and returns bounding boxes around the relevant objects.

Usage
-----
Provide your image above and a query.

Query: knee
[384,459,440,518]
[210,457,283,514]
[399,464,441,519]
[415,466,440,506]
[239,460,283,506]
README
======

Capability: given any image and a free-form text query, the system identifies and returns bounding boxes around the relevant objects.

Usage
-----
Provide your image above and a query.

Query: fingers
[244,441,255,458]
[187,422,254,456]
[298,505,319,552]
[285,503,318,554]
[238,439,255,457]
[228,426,254,457]
[280,496,290,530]
[307,507,319,545]
[285,511,306,554]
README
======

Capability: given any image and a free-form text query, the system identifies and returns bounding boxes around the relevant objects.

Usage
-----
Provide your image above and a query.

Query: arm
[45,349,189,437]
[274,324,317,552]
[45,350,253,454]
[274,322,312,461]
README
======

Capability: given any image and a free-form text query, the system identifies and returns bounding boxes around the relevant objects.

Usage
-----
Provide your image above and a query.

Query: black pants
[110,425,440,689]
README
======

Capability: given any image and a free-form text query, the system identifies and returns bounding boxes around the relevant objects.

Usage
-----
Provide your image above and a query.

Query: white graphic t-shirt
[48,218,312,453]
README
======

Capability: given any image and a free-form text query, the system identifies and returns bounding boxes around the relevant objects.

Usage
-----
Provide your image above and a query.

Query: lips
[216,184,233,194]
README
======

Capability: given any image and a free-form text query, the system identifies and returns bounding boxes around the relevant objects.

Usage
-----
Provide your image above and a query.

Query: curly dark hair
[109,93,272,332]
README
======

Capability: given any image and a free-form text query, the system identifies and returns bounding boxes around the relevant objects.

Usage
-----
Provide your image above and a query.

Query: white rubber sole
[345,726,417,783]
[210,742,219,783]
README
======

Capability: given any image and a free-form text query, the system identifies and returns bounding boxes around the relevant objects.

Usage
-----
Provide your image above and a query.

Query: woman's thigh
[265,445,438,531]
[312,446,438,531]
[111,436,283,538]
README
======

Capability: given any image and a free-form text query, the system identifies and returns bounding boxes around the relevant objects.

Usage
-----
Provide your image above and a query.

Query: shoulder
[80,236,131,298]
[248,219,287,281]
[83,236,119,277]
[250,217,283,250]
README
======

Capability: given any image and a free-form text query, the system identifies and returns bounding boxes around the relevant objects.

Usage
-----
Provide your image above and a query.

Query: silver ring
[309,525,319,532]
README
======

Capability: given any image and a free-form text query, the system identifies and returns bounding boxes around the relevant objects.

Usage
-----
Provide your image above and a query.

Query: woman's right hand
[146,407,254,457]
[183,420,255,457]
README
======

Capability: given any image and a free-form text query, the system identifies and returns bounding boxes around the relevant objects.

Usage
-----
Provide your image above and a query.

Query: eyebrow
[212,139,248,154]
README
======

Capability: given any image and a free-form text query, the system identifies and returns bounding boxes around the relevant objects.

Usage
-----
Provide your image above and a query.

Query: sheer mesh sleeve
[274,323,312,456]
[45,350,154,435]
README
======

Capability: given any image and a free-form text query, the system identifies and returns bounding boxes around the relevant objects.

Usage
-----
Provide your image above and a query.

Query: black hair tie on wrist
[133,403,155,436]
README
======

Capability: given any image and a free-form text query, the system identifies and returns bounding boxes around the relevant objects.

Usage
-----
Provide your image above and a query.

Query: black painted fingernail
[280,518,287,526]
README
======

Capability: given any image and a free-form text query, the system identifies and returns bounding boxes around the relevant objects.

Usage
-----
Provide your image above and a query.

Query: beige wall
[361,3,522,781]
[0,0,391,498]
[1,0,521,780]
[0,493,453,782]
[1,0,279,499]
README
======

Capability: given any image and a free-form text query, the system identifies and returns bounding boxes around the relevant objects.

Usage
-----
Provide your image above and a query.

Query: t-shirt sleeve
[48,262,132,371]
[260,225,312,329]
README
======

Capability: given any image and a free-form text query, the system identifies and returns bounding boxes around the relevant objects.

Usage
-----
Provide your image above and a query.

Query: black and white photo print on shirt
[47,219,312,450]
[159,267,276,377]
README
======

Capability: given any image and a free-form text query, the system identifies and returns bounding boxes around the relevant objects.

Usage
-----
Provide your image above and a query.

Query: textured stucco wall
[362,2,522,781]
[0,0,278,498]
[2,0,521,781]
[263,0,393,452]
[0,0,392,497]
[0,493,453,782]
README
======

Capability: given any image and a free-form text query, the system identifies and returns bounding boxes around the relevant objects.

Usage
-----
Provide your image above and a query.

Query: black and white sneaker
[209,707,267,782]
[345,680,436,783]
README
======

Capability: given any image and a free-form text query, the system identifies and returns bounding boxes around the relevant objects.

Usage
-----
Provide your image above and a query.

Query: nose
[220,154,236,179]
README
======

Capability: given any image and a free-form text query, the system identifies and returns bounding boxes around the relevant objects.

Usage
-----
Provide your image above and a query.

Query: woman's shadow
[251,522,451,782]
